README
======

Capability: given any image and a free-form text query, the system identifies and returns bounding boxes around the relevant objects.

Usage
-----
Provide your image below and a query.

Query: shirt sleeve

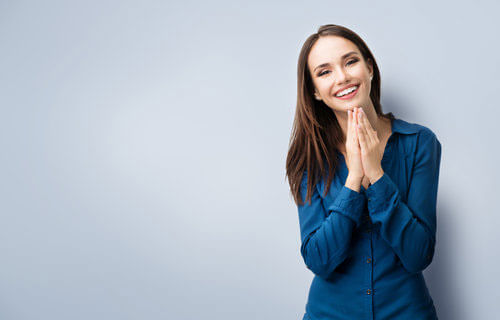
[297,170,366,279]
[365,128,442,274]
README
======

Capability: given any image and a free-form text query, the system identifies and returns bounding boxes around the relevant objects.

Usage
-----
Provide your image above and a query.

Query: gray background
[1,0,498,319]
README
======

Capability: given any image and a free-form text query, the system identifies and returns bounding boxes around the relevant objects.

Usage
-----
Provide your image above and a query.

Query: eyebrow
[313,51,359,72]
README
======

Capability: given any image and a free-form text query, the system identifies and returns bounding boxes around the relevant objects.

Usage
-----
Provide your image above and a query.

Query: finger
[347,109,352,143]
[354,108,360,129]
[350,108,357,142]
[347,110,351,133]
[358,110,372,145]
[351,108,358,140]
[356,117,367,152]
[352,108,360,146]
[361,110,377,142]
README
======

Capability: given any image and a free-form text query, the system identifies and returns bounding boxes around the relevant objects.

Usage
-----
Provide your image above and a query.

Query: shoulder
[415,124,440,151]
[405,122,441,166]
[392,118,441,162]
[395,118,440,145]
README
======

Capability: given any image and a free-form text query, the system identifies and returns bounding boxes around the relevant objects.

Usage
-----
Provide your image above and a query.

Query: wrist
[368,170,384,185]
[347,173,363,183]
[345,174,362,192]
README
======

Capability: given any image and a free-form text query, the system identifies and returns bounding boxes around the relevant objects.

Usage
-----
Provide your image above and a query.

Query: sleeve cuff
[365,172,399,213]
[326,185,366,228]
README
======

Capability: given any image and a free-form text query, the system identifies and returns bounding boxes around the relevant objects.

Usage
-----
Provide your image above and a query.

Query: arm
[365,128,442,274]
[297,171,366,279]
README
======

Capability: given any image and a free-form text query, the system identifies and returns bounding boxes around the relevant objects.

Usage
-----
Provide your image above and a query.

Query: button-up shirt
[297,117,442,320]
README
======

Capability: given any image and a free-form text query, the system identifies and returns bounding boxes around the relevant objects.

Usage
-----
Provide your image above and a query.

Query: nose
[334,68,350,85]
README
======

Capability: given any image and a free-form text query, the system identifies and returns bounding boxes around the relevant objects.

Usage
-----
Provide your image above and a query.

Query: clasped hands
[345,107,385,186]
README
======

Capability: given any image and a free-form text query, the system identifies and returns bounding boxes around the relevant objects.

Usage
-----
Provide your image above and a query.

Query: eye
[347,58,358,66]
[317,59,359,77]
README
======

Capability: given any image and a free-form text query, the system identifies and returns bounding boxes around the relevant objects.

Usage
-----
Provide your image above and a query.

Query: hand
[355,108,385,184]
[345,108,364,180]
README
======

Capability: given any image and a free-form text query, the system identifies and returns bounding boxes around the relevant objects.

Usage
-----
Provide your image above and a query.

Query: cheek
[364,82,372,97]
[317,82,330,94]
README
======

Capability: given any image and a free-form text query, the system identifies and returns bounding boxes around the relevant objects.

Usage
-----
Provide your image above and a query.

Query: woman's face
[307,36,373,114]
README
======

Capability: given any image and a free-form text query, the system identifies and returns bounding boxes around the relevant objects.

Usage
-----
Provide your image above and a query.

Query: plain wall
[1,0,499,319]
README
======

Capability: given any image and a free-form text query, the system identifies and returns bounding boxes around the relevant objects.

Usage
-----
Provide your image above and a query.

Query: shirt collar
[391,117,420,135]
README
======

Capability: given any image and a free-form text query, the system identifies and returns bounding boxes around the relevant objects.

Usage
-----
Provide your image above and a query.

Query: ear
[366,58,374,79]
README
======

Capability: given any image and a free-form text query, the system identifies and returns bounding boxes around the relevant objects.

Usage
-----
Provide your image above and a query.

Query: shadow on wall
[425,194,465,319]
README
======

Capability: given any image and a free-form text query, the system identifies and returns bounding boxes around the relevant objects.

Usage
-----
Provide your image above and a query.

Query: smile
[335,85,359,100]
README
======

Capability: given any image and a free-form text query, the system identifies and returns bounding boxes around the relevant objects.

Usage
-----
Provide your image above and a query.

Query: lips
[334,84,359,96]
[335,85,359,100]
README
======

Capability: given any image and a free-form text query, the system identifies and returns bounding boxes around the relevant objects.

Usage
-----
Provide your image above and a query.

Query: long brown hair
[286,24,394,206]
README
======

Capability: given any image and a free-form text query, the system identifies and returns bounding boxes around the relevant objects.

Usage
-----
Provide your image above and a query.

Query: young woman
[286,24,442,319]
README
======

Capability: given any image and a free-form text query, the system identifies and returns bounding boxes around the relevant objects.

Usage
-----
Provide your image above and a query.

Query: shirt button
[366,258,372,263]
[366,289,371,295]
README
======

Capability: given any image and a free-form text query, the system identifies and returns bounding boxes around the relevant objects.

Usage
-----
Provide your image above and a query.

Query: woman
[286,24,442,319]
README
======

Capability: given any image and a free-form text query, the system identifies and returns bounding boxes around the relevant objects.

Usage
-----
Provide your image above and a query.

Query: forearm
[299,180,366,279]
[366,172,436,273]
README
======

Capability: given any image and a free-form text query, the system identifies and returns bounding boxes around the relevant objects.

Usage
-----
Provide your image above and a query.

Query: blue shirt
[297,117,442,320]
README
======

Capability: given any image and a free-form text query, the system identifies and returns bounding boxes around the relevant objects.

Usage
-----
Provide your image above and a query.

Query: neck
[363,108,386,141]
[335,104,386,146]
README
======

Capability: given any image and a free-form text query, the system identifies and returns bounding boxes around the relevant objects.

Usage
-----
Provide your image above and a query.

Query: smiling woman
[285,24,442,320]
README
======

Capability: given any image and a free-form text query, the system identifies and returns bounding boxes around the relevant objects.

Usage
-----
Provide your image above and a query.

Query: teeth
[336,86,358,97]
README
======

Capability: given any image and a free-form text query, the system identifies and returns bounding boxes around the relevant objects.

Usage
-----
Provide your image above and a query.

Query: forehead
[308,36,360,69]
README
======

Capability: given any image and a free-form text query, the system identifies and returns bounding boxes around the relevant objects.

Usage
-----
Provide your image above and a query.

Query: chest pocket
[399,135,418,203]
[385,137,416,203]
